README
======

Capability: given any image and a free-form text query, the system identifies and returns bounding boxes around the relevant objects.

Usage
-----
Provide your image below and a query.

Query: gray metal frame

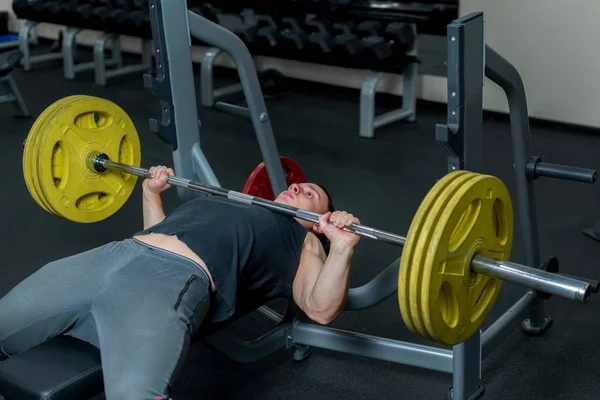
[483,45,551,336]
[17,20,147,87]
[146,0,287,196]
[145,0,219,202]
[187,12,287,197]
[200,47,245,107]
[18,21,62,71]
[199,9,262,108]
[438,14,486,399]
[63,27,99,80]
[359,27,419,139]
[0,74,30,117]
[147,5,558,400]
[94,34,152,87]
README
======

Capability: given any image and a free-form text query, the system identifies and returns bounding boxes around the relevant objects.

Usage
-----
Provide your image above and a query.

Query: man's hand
[318,211,361,248]
[142,166,174,196]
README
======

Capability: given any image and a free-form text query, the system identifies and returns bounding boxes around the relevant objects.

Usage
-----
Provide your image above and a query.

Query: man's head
[274,182,334,234]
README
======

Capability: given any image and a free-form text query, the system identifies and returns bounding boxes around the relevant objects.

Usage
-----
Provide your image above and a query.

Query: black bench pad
[0,336,103,400]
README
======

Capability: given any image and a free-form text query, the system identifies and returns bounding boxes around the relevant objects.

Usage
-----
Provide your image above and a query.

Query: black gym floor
[2,56,600,400]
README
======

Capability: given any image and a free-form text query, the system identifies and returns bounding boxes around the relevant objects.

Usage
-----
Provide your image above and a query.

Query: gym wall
[1,0,599,130]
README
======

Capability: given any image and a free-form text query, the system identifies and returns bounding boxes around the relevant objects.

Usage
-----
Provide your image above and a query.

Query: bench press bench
[0,336,104,400]
[0,251,395,400]
[0,301,302,400]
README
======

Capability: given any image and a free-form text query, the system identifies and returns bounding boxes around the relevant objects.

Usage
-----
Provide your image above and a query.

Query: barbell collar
[94,154,591,303]
[471,255,591,303]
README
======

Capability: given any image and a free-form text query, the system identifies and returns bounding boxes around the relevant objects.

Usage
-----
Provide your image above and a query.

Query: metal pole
[470,256,590,303]
[94,154,407,246]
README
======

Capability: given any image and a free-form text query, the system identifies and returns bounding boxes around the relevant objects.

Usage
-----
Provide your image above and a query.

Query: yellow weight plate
[23,95,85,214]
[35,96,140,222]
[39,96,93,214]
[398,170,470,338]
[33,96,103,216]
[24,96,70,213]
[36,96,141,223]
[33,96,90,214]
[407,172,479,339]
[24,107,55,213]
[420,174,514,345]
[30,96,88,214]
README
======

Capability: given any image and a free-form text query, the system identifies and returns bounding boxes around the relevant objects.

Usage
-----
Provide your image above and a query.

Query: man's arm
[141,166,174,229]
[293,233,353,325]
[142,190,166,229]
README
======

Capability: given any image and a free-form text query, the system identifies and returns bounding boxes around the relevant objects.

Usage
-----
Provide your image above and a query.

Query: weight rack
[145,4,597,399]
[197,9,419,140]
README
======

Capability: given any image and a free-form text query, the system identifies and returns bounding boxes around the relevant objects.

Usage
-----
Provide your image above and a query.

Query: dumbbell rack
[145,4,596,400]
[14,0,154,85]
[196,7,419,140]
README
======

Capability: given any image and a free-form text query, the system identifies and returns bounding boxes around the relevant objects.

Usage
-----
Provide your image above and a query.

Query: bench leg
[18,20,37,71]
[359,71,384,139]
[63,26,97,80]
[0,75,30,117]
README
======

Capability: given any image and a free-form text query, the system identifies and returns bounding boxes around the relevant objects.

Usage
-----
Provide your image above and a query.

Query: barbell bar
[93,153,591,304]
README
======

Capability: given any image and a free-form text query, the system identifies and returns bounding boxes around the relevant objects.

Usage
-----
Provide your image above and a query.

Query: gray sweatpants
[0,238,211,400]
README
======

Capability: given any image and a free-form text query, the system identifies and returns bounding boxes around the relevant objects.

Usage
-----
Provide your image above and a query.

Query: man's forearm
[142,189,166,229]
[307,244,354,323]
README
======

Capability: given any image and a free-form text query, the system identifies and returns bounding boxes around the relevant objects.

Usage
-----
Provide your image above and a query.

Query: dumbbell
[108,9,129,25]
[384,22,416,53]
[76,0,114,19]
[234,24,259,44]
[84,6,112,23]
[307,31,334,54]
[40,0,77,15]
[301,16,339,56]
[122,10,147,28]
[76,4,95,20]
[272,16,334,55]
[357,20,383,37]
[227,9,257,43]
[304,15,333,34]
[94,0,117,8]
[280,17,309,50]
[362,36,392,60]
[114,0,146,12]
[256,15,284,48]
[333,20,357,35]
[114,0,133,9]
[334,33,361,57]
[334,33,392,61]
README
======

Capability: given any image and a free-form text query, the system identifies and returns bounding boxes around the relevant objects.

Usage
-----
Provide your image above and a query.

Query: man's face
[275,183,330,229]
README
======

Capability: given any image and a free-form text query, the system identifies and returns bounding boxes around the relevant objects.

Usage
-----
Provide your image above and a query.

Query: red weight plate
[243,156,307,200]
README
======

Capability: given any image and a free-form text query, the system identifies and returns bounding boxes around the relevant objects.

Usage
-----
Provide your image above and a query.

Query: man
[0,165,361,400]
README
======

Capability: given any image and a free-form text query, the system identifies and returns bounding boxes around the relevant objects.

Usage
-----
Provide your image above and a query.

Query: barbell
[21,95,596,345]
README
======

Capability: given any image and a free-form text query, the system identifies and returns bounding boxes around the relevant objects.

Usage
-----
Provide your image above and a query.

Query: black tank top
[135,196,308,323]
